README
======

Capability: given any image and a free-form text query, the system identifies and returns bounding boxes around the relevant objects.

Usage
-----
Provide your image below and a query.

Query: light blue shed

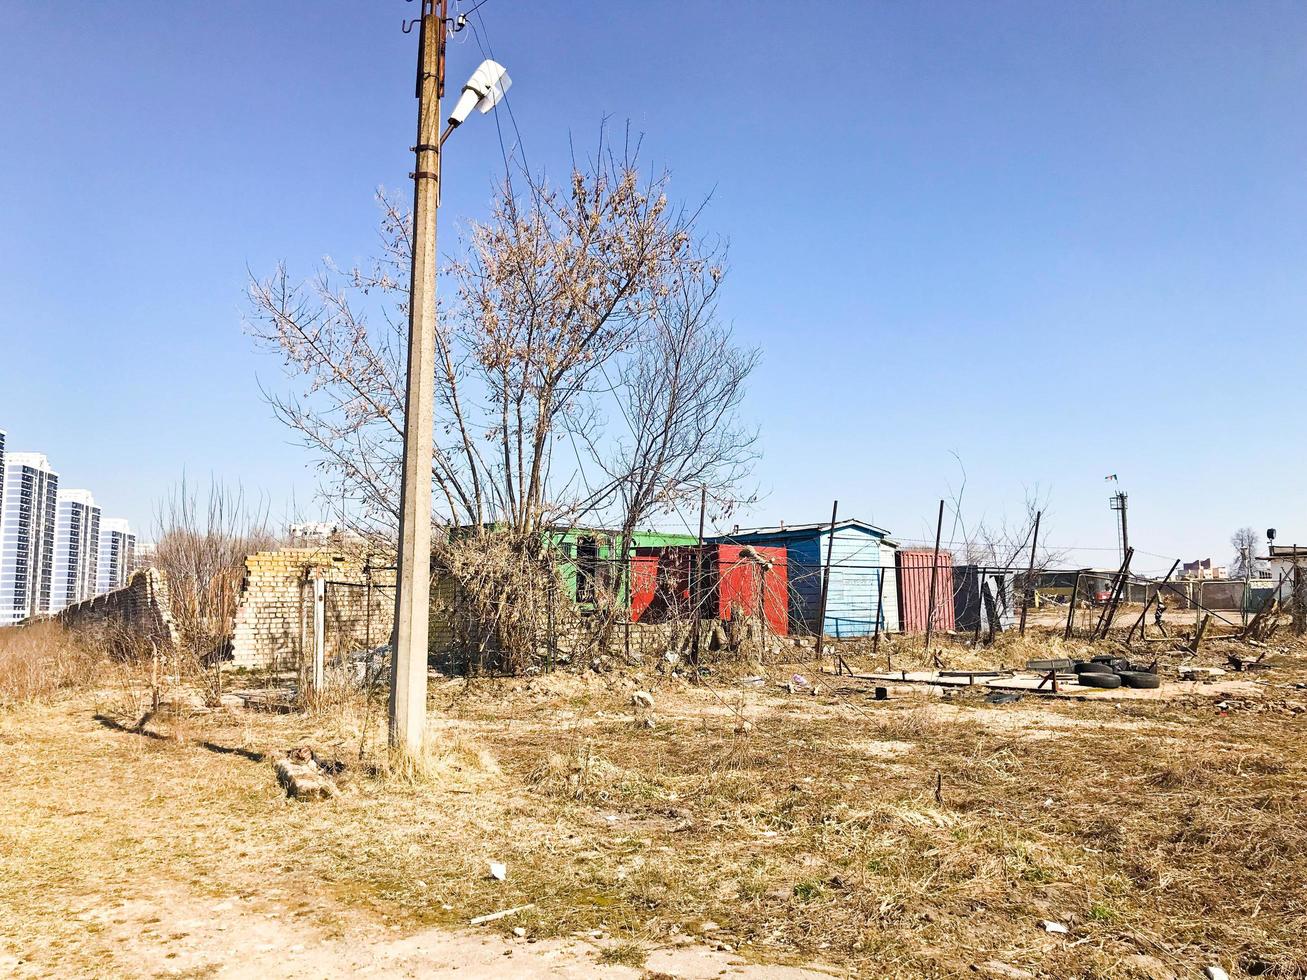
[711,520,899,637]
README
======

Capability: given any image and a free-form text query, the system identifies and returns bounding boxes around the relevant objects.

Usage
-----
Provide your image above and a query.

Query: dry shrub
[0,621,102,708]
[380,733,501,786]
[527,741,625,802]
[441,529,566,674]
[152,477,280,702]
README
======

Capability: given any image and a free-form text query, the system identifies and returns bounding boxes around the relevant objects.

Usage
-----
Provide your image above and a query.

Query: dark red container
[896,549,955,633]
[630,544,788,636]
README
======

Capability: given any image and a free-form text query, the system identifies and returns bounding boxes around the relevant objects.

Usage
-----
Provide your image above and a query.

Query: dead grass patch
[0,621,102,708]
[3,639,1307,977]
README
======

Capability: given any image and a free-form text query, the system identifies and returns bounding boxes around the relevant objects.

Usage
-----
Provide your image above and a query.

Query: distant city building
[0,430,6,524]
[0,452,60,623]
[1180,558,1226,581]
[51,489,102,612]
[97,518,136,595]
[287,521,360,547]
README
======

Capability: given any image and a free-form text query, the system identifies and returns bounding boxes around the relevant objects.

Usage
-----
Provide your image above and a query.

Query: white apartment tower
[97,518,136,594]
[0,452,61,623]
[51,489,102,612]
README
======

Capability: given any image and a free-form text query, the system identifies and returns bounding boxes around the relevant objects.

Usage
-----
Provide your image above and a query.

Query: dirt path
[0,699,834,980]
[21,883,831,979]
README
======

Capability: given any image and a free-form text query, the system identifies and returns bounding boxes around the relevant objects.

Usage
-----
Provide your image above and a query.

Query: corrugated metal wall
[819,527,891,638]
[720,527,900,638]
[896,549,955,633]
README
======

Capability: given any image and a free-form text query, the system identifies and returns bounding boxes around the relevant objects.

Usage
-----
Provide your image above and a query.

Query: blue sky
[2,0,1304,573]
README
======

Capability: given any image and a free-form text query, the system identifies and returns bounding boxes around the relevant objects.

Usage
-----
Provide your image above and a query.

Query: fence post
[1018,510,1041,636]
[1063,571,1081,640]
[311,575,326,693]
[814,500,839,665]
[923,499,944,653]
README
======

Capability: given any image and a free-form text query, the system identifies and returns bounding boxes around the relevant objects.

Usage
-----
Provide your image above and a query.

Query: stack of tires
[1069,655,1160,690]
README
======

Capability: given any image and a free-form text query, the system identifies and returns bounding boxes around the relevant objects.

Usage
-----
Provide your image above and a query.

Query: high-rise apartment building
[0,452,60,623]
[97,518,136,594]
[51,489,102,612]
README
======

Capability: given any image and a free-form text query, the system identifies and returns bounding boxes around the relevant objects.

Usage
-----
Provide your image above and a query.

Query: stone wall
[57,567,178,651]
[229,549,395,671]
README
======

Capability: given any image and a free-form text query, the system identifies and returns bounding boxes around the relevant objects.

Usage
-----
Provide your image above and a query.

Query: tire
[1076,671,1123,689]
[1117,670,1161,690]
[1073,661,1114,675]
[1090,656,1130,671]
[1027,658,1074,672]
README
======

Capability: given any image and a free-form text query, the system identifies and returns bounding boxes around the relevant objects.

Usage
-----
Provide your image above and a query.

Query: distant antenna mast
[1110,491,1129,564]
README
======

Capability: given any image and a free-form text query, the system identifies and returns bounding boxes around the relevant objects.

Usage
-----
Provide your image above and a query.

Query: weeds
[0,621,101,708]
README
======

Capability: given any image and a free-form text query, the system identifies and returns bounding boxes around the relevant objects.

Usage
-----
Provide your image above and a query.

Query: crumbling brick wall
[228,549,395,670]
[57,568,178,651]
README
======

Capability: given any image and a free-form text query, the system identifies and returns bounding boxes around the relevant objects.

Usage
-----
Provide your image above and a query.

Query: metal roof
[721,518,892,539]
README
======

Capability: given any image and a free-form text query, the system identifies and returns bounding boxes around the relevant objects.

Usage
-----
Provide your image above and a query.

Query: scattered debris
[1038,920,1068,934]
[740,676,766,687]
[697,920,720,933]
[1203,967,1229,980]
[469,903,535,926]
[986,691,1023,705]
[488,861,507,881]
[733,720,754,735]
[273,746,337,800]
[512,926,527,938]
[631,691,654,709]
[1179,666,1226,679]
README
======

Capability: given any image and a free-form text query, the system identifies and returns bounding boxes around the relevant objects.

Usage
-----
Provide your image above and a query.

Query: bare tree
[578,248,759,578]
[151,477,280,701]
[247,138,751,539]
[246,134,759,666]
[1230,526,1262,579]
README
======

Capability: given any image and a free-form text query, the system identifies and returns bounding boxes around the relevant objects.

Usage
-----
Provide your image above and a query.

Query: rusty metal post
[1063,571,1082,640]
[814,500,839,666]
[1127,559,1179,643]
[872,564,886,661]
[1096,547,1134,639]
[923,499,945,653]
[1018,510,1041,636]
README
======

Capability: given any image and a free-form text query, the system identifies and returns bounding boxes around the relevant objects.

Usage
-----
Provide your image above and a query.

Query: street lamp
[390,1,512,758]
[445,60,512,138]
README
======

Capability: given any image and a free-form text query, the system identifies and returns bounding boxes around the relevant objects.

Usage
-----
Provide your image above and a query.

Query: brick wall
[57,567,178,652]
[229,549,395,671]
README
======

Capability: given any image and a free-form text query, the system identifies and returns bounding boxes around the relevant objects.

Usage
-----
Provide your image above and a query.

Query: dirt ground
[2,628,1306,979]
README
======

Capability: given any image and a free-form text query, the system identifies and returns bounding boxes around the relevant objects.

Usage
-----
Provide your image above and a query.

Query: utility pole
[390,0,448,756]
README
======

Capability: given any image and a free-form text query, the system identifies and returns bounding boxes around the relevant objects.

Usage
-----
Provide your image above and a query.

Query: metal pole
[1119,493,1129,561]
[814,500,839,664]
[1093,548,1132,639]
[1127,559,1180,642]
[1018,511,1041,636]
[390,0,447,755]
[872,564,886,660]
[690,486,706,668]
[923,499,944,653]
[1063,571,1081,640]
[1097,547,1133,638]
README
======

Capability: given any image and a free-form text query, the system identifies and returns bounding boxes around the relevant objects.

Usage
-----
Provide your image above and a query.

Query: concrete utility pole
[390,0,448,755]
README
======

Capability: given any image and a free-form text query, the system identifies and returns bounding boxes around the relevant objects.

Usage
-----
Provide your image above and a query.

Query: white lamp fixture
[447,59,512,130]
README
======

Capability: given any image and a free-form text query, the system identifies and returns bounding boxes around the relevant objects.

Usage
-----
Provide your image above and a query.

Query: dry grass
[2,629,1306,977]
[0,621,102,709]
